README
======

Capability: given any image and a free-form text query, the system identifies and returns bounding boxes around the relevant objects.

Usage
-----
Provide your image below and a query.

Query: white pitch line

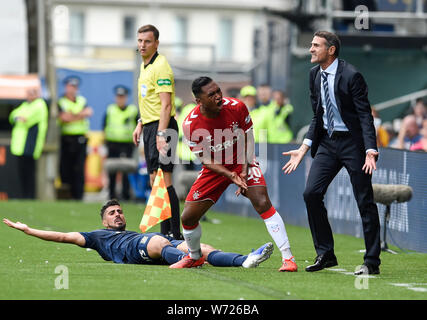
[408,287,427,293]
[389,283,427,293]
[326,268,377,278]
[327,269,426,293]
[328,268,347,272]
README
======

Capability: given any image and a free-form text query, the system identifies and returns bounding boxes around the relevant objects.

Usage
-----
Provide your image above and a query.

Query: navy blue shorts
[137,232,184,265]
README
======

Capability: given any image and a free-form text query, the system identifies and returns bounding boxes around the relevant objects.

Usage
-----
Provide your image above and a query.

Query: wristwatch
[156,130,166,137]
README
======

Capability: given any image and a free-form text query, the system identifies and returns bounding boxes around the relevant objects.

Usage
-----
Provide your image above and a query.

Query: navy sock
[161,245,186,264]
[207,250,248,267]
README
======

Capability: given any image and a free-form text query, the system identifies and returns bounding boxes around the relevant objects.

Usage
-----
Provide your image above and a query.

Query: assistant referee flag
[139,168,172,232]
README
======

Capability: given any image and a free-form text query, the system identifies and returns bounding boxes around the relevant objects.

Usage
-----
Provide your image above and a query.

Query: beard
[110,222,126,231]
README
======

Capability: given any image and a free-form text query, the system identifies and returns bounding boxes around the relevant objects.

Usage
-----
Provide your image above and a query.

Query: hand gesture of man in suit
[282,31,381,275]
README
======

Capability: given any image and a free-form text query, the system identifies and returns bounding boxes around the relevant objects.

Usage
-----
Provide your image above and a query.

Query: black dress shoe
[354,264,380,275]
[173,233,185,240]
[305,254,338,272]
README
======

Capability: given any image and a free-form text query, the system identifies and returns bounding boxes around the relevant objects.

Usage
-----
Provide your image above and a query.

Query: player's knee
[148,235,171,257]
[181,210,198,227]
[156,236,172,248]
[201,243,216,257]
[253,197,271,214]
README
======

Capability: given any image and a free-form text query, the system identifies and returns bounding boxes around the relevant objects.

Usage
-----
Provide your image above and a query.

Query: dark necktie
[321,71,334,137]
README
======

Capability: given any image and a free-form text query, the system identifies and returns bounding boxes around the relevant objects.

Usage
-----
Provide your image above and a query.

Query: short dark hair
[192,76,213,98]
[314,31,341,57]
[137,24,160,40]
[100,199,121,219]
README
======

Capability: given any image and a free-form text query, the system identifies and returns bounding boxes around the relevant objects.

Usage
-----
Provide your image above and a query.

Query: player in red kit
[169,77,297,271]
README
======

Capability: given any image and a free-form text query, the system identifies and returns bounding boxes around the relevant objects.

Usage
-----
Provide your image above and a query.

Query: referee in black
[132,24,182,240]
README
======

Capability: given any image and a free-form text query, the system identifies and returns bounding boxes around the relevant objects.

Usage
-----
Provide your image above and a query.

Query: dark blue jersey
[80,229,155,264]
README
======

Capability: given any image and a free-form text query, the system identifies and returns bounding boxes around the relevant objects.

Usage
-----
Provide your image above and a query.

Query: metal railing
[374,88,427,111]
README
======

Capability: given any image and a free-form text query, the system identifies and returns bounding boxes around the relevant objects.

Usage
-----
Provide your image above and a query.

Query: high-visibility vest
[250,106,269,143]
[104,104,138,143]
[9,98,48,159]
[58,95,89,135]
[265,102,294,144]
[177,103,196,161]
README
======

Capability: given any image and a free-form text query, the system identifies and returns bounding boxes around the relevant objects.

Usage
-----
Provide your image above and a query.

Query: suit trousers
[303,132,381,267]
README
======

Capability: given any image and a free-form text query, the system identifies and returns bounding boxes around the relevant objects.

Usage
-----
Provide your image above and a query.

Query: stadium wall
[288,48,427,135]
[214,144,427,253]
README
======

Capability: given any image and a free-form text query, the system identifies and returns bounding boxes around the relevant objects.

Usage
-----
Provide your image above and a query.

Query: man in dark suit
[282,31,381,275]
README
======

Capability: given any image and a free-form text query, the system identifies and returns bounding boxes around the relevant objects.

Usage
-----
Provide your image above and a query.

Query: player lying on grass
[3,199,272,268]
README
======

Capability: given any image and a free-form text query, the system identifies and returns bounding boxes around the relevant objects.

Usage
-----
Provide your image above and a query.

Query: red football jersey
[182,97,253,167]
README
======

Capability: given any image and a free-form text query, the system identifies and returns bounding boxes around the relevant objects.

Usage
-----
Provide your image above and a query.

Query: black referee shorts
[143,117,178,174]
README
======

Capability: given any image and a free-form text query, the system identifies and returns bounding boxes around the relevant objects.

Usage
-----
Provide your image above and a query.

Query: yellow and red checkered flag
[139,168,171,232]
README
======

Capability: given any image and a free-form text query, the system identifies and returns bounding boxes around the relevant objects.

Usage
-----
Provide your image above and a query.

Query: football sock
[167,186,182,238]
[161,245,186,264]
[206,251,247,267]
[182,223,202,260]
[261,207,293,260]
[160,220,171,235]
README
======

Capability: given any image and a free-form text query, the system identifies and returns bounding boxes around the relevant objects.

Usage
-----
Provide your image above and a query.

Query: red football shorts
[185,163,266,203]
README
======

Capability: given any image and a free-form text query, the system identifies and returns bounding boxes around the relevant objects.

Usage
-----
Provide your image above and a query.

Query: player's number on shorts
[247,166,261,181]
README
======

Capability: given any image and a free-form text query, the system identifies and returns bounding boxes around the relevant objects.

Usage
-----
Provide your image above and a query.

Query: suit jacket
[306,59,377,158]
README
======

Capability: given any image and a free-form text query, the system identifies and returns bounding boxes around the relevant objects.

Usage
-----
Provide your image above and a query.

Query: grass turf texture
[0,200,426,300]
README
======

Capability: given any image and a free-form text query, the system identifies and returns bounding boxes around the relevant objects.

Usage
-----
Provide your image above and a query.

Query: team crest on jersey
[193,190,201,200]
[140,84,147,98]
[140,236,148,244]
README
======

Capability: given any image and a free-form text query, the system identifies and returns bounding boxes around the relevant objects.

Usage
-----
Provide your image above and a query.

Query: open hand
[362,150,378,175]
[235,165,248,197]
[3,218,28,232]
[132,123,143,146]
[282,148,305,174]
[229,172,248,196]
[156,136,169,157]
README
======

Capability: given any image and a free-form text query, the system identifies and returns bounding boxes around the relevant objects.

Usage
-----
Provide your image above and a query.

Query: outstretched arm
[282,143,310,174]
[3,218,86,247]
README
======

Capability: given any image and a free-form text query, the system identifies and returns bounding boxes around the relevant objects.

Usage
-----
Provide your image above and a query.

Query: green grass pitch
[0,200,426,300]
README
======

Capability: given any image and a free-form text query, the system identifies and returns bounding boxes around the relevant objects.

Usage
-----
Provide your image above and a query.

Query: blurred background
[0,0,426,251]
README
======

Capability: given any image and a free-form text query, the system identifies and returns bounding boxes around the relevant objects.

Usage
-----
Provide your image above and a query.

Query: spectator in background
[9,88,48,199]
[371,108,389,147]
[58,76,93,200]
[226,87,240,99]
[265,90,294,144]
[256,83,273,109]
[395,114,422,150]
[240,85,257,112]
[412,98,427,128]
[382,121,396,146]
[103,85,139,200]
[410,119,427,152]
[240,85,267,143]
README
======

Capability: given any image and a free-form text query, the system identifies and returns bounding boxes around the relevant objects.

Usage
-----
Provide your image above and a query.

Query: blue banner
[56,68,135,131]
